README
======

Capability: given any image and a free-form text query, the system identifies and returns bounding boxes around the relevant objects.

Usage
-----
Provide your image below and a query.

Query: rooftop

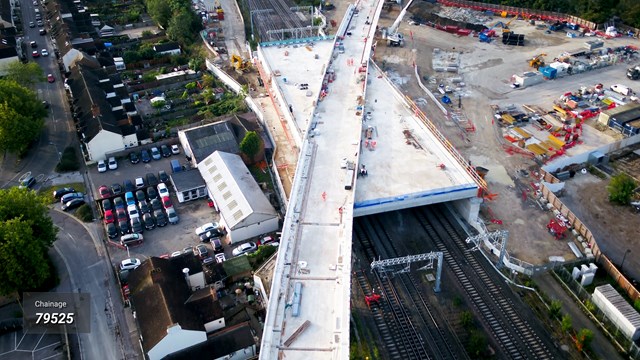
[171,169,206,192]
[182,121,239,164]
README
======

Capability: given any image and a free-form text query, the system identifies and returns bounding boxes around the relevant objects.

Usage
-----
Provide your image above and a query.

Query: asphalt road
[0,0,72,190]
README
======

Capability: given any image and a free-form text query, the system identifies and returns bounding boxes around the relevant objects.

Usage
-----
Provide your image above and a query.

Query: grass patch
[75,204,94,222]
[39,182,86,204]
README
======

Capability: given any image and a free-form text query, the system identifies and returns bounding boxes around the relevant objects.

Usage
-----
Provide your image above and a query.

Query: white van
[611,84,633,96]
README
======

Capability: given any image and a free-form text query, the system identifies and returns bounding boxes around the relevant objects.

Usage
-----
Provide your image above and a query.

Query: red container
[444,25,459,33]
[457,29,472,36]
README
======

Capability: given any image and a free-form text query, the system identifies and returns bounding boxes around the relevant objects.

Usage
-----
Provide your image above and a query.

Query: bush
[607,173,637,205]
[55,147,80,172]
[248,245,277,269]
[75,204,93,222]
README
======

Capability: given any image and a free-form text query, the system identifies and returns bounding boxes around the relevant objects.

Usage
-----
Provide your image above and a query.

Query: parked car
[140,149,151,163]
[171,251,182,258]
[202,257,215,265]
[116,208,127,222]
[211,238,223,253]
[97,160,107,173]
[154,209,168,227]
[158,170,169,183]
[123,180,135,192]
[111,183,123,195]
[130,217,144,234]
[19,175,36,189]
[129,152,139,164]
[259,235,279,247]
[61,192,83,204]
[167,207,179,224]
[119,258,141,271]
[135,177,145,189]
[200,229,223,243]
[102,199,112,212]
[104,210,115,224]
[232,242,258,257]
[146,187,158,200]
[118,220,130,235]
[127,204,139,219]
[106,223,118,239]
[150,198,162,211]
[146,173,159,187]
[183,246,194,255]
[150,147,161,160]
[161,196,173,210]
[108,157,118,170]
[29,21,35,28]
[215,253,226,263]
[160,145,171,157]
[125,191,135,205]
[196,244,209,259]
[157,183,169,197]
[53,187,75,199]
[135,190,146,202]
[143,213,155,230]
[32,50,40,58]
[138,200,150,214]
[62,199,85,211]
[171,144,180,155]
[113,196,124,210]
[195,222,219,236]
[99,185,112,199]
[39,28,46,35]
[46,73,55,82]
[41,49,48,56]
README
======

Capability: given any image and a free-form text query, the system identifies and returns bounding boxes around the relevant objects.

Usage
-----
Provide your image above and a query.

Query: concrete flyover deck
[260,0,384,359]
[354,63,479,217]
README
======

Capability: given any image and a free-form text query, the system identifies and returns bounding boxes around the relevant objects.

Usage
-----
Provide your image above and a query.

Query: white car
[171,144,180,155]
[232,242,258,257]
[195,222,219,236]
[120,258,141,271]
[127,204,139,219]
[157,183,169,197]
[167,207,179,224]
[108,157,118,170]
[215,253,226,263]
[97,160,107,173]
[41,49,49,56]
[170,251,182,257]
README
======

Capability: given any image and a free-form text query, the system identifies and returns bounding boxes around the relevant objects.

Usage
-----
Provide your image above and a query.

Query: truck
[171,159,182,173]
[627,65,640,80]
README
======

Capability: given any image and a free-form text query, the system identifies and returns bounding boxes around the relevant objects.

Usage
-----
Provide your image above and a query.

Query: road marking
[87,261,104,269]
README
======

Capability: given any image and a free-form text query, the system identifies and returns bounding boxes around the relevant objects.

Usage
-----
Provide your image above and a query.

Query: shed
[592,284,640,341]
[170,170,208,203]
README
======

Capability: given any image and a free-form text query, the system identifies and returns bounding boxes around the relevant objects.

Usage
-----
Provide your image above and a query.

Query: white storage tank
[581,272,595,286]
[592,284,640,340]
[572,267,582,279]
[588,263,598,274]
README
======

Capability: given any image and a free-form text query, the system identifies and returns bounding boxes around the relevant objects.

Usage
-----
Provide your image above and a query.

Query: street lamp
[621,249,631,273]
[125,245,130,258]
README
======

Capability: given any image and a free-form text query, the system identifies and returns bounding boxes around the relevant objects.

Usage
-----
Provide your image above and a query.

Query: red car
[32,51,40,58]
[161,196,173,210]
[116,208,127,222]
[98,185,111,199]
[104,210,115,224]
[47,74,55,83]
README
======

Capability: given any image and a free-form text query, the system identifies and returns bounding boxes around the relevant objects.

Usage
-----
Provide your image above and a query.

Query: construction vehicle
[230,54,251,73]
[381,0,415,46]
[627,65,640,80]
[528,53,547,69]
[322,1,335,10]
[214,0,224,20]
[502,15,518,33]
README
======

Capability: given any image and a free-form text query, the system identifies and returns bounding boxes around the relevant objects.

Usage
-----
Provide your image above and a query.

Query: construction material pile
[436,6,492,25]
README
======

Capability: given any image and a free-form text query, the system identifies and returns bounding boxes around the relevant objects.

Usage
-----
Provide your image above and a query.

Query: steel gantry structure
[371,252,444,292]
[247,0,321,42]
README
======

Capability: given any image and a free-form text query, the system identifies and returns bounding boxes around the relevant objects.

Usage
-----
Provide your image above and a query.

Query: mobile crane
[528,53,547,69]
[381,0,415,46]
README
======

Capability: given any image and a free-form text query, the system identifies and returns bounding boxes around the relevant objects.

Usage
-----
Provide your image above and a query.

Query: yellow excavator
[230,54,251,73]
[528,53,547,69]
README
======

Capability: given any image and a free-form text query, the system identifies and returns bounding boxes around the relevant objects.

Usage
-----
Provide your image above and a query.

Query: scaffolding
[248,0,321,43]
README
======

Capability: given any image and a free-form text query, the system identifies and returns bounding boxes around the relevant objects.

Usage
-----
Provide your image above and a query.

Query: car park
[127,204,139,219]
[99,185,111,198]
[140,149,151,163]
[102,199,112,212]
[124,180,134,192]
[53,187,76,199]
[104,210,115,224]
[161,196,173,210]
[47,74,55,83]
[146,173,159,186]
[171,144,180,155]
[157,183,169,197]
[200,229,223,243]
[125,191,135,205]
[154,209,168,227]
[106,223,118,239]
[131,217,144,234]
[167,207,179,224]
[118,220,130,235]
[113,196,124,210]
[108,157,118,170]
[61,192,83,204]
[195,222,219,236]
[135,190,146,202]
[119,258,141,271]
[158,170,169,183]
[150,198,162,211]
[143,213,155,230]
[146,187,158,200]
[151,147,161,160]
[62,199,85,211]
[98,160,107,172]
[41,49,48,56]
[196,244,209,259]
[111,183,123,195]
[161,145,171,157]
[129,152,139,164]
[19,175,36,189]
[138,200,150,214]
[215,253,226,263]
[135,177,145,189]
[232,242,258,257]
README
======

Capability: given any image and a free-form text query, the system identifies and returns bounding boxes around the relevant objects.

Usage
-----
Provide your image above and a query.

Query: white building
[198,151,279,244]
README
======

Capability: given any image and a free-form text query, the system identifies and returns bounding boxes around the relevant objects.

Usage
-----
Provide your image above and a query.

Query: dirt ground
[375,2,638,264]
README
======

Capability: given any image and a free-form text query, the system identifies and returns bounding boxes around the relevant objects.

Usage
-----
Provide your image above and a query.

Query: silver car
[167,207,179,224]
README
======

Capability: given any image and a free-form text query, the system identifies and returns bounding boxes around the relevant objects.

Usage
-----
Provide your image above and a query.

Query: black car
[150,198,162,211]
[143,213,155,230]
[140,149,151,163]
[111,183,123,195]
[113,196,125,210]
[39,28,46,35]
[131,217,144,234]
[146,186,158,200]
[102,198,113,212]
[211,238,223,253]
[53,187,76,199]
[124,179,135,193]
[106,223,118,239]
[135,190,146,202]
[154,209,168,227]
[139,200,150,214]
[200,229,224,243]
[158,170,169,183]
[62,199,85,211]
[160,145,171,157]
[129,152,139,164]
[146,173,159,187]
[118,220,130,235]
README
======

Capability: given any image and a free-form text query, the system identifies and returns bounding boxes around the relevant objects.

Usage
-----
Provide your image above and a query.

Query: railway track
[413,205,556,360]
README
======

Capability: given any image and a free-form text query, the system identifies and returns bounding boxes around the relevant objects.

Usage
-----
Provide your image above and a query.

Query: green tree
[634,299,640,312]
[549,300,562,319]
[561,314,573,333]
[166,9,200,45]
[1,61,45,88]
[460,310,473,328]
[145,0,171,28]
[575,328,594,352]
[466,330,487,357]
[607,173,637,205]
[0,80,47,154]
[0,188,57,295]
[239,131,261,161]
